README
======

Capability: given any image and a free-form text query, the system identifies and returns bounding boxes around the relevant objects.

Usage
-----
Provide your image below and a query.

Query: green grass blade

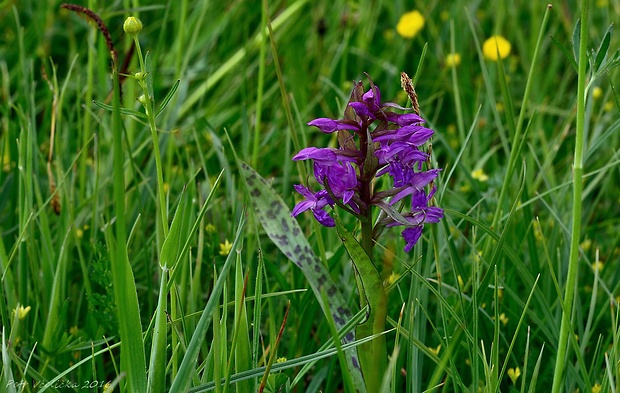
[156,79,180,118]
[110,60,147,392]
[92,100,147,119]
[169,213,246,393]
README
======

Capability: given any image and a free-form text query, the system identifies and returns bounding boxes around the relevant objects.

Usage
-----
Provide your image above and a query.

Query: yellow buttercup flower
[14,304,31,320]
[604,101,614,112]
[591,383,602,393]
[428,344,441,356]
[507,367,521,384]
[581,239,592,251]
[387,272,400,286]
[471,168,489,182]
[482,35,511,61]
[205,223,216,234]
[445,53,461,68]
[219,239,233,256]
[396,11,425,39]
[499,313,509,326]
[592,86,603,100]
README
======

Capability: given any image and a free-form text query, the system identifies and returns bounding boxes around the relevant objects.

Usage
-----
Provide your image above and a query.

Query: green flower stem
[485,5,551,255]
[133,35,169,237]
[551,1,589,391]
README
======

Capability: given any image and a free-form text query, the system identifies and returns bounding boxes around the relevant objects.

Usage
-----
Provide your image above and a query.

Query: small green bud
[137,94,148,106]
[123,16,143,36]
[134,72,146,82]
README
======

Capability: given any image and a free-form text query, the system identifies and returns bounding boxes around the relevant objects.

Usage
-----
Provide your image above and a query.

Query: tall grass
[1,1,619,392]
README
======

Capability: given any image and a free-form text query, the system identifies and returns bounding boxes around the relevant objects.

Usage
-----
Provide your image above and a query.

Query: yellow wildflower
[507,367,521,384]
[219,239,233,256]
[276,357,287,363]
[205,223,216,234]
[591,261,604,272]
[383,29,395,41]
[471,168,489,182]
[591,383,602,393]
[596,0,608,7]
[2,149,10,172]
[428,344,441,356]
[396,11,425,38]
[387,272,400,286]
[592,87,603,100]
[459,184,471,193]
[604,101,614,112]
[496,102,505,113]
[445,53,461,68]
[482,35,512,61]
[532,220,543,241]
[14,304,31,320]
[580,239,592,251]
[440,10,450,22]
[499,313,509,326]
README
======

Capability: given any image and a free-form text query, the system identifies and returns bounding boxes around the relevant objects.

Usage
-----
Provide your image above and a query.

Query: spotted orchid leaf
[239,161,366,392]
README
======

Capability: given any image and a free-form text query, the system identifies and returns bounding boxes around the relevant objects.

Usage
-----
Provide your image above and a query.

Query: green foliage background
[1,0,619,392]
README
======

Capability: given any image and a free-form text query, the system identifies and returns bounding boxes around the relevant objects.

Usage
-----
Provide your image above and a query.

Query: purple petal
[313,209,335,227]
[293,147,337,162]
[308,118,340,133]
[291,200,314,217]
[402,226,423,252]
[424,207,444,223]
[293,184,315,200]
[307,118,360,133]
[349,102,374,118]
[384,112,423,125]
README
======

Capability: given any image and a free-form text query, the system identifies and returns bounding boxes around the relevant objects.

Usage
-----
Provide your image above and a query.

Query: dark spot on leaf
[266,210,275,219]
[317,275,326,285]
[292,227,300,235]
[327,286,337,296]
[314,265,321,272]
[294,245,302,254]
[250,189,260,197]
[281,218,289,231]
[352,356,359,368]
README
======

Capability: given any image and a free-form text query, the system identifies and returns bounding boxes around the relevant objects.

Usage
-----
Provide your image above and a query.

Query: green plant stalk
[449,21,466,151]
[485,5,551,252]
[133,35,169,237]
[251,0,268,167]
[110,59,147,393]
[551,1,589,391]
[338,218,386,392]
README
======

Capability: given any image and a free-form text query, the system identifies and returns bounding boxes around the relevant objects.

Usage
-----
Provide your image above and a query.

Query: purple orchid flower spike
[292,74,443,252]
